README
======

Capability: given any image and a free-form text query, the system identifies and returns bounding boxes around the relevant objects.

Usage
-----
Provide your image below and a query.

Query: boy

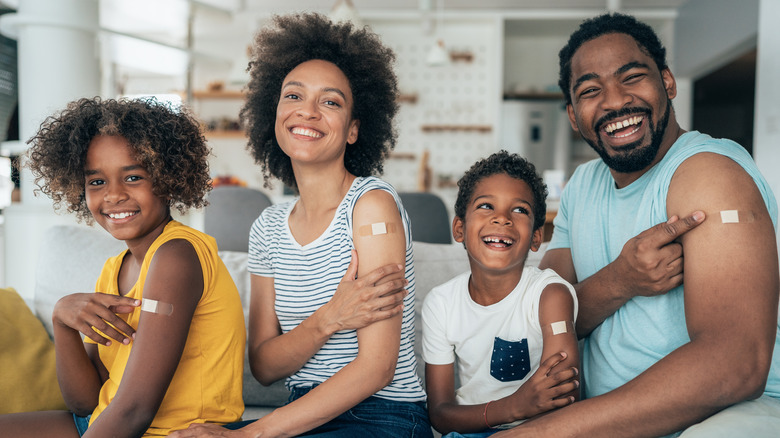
[422,151,579,437]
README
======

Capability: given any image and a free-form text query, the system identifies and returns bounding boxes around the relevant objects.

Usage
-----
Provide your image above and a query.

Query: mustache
[595,107,650,132]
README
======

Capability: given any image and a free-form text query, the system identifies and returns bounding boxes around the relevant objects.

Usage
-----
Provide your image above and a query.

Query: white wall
[674,0,759,78]
[754,0,780,251]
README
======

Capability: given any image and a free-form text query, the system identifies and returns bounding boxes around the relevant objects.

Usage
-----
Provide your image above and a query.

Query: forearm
[573,265,630,337]
[249,310,336,385]
[53,324,102,414]
[500,338,763,437]
[244,356,394,438]
[83,399,156,438]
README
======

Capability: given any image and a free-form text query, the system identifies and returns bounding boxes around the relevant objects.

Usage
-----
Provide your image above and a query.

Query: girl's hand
[52,292,139,345]
[169,423,250,437]
[508,352,579,420]
[320,249,407,333]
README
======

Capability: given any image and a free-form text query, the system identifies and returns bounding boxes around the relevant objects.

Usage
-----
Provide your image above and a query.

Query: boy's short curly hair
[26,97,211,223]
[454,150,548,231]
[558,13,668,104]
[240,13,399,190]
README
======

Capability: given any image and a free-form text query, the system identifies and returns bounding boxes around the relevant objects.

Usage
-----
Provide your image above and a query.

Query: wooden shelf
[191,90,245,99]
[204,129,245,139]
[420,124,492,133]
[503,92,565,101]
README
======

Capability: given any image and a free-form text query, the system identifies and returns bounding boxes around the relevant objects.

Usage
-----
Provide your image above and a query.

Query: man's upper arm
[669,153,778,391]
[539,248,578,285]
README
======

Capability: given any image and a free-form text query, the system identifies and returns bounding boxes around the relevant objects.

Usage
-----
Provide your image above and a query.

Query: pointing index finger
[657,210,705,244]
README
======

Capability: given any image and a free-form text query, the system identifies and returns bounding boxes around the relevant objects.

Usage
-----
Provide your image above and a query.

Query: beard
[584,98,672,174]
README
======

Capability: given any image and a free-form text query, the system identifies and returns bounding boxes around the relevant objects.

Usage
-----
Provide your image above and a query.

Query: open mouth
[290,126,323,139]
[604,115,644,138]
[482,236,514,248]
[106,211,138,220]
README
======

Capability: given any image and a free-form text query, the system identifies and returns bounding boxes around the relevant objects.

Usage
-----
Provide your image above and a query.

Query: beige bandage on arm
[541,320,575,336]
[720,210,756,224]
[141,299,174,316]
[357,222,398,237]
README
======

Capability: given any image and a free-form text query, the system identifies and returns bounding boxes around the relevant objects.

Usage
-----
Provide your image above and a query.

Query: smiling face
[566,32,678,184]
[274,59,360,170]
[453,173,542,277]
[84,135,170,248]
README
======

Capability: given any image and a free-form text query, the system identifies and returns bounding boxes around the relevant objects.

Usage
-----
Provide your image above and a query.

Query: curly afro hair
[26,97,211,223]
[558,13,668,104]
[454,150,548,231]
[240,13,399,190]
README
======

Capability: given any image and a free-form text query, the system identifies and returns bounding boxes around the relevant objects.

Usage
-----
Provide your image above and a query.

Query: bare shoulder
[539,282,575,324]
[150,238,200,271]
[354,188,398,214]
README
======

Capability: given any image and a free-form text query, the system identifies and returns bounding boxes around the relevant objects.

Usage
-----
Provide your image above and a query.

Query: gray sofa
[31,223,546,423]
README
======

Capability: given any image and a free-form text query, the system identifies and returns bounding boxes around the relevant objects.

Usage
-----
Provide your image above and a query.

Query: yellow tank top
[87,221,245,436]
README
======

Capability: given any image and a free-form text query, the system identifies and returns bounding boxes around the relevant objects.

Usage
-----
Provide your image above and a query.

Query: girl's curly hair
[26,97,211,223]
[240,13,399,190]
[454,150,548,231]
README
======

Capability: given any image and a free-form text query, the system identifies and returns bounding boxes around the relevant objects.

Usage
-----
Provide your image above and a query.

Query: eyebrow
[281,81,348,101]
[84,164,144,176]
[572,61,652,93]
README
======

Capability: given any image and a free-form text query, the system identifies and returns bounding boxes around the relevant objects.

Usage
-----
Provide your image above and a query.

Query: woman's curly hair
[26,97,211,223]
[241,13,399,190]
[454,150,548,231]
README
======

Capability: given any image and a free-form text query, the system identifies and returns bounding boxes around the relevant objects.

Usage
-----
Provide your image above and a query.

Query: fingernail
[105,341,111,346]
[123,338,130,345]
[574,368,579,375]
[575,380,579,387]
[692,211,704,221]
[134,300,140,305]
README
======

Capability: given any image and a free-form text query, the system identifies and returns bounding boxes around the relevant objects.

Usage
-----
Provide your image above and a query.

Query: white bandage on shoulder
[358,222,397,237]
[541,320,575,336]
[141,298,173,316]
[720,210,756,224]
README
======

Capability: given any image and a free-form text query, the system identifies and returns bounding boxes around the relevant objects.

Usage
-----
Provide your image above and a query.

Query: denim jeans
[442,431,499,438]
[224,385,433,437]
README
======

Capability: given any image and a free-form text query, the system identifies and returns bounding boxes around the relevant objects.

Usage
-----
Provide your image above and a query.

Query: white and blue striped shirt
[248,176,426,402]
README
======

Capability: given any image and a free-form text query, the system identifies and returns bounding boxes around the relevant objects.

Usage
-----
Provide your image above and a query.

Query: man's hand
[612,211,705,299]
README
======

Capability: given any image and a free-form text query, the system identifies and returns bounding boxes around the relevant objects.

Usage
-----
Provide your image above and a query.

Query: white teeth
[291,127,322,138]
[108,212,135,219]
[483,237,514,245]
[605,115,644,134]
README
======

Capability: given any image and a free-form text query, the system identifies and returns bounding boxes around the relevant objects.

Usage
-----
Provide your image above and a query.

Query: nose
[600,81,633,111]
[103,182,127,204]
[296,98,320,120]
[491,212,511,226]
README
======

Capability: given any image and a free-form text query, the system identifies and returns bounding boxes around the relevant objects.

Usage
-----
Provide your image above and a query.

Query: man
[495,13,780,437]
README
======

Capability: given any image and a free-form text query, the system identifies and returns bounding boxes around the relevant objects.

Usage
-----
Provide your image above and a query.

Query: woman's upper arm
[248,274,281,353]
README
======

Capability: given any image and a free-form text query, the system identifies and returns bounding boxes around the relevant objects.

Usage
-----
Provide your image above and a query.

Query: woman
[174,13,431,438]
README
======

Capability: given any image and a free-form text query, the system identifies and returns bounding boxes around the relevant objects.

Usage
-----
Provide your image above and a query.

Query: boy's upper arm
[668,153,778,360]
[538,283,579,384]
[104,239,203,413]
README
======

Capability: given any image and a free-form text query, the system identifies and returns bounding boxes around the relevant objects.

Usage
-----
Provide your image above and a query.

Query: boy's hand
[320,250,407,333]
[508,352,578,420]
[52,292,139,345]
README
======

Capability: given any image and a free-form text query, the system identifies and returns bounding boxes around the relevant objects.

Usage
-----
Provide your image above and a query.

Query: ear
[346,119,360,145]
[529,227,543,252]
[452,216,465,244]
[566,104,579,132]
[661,68,677,100]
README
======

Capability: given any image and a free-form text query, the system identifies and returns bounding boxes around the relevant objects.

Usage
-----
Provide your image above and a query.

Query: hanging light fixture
[329,0,363,28]
[425,0,448,67]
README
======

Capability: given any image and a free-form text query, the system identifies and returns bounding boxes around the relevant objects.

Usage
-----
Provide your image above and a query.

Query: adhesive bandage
[141,299,174,316]
[358,222,397,237]
[720,210,756,224]
[541,320,575,336]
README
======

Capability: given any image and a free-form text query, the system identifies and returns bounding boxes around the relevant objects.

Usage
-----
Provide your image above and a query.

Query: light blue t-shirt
[548,131,780,400]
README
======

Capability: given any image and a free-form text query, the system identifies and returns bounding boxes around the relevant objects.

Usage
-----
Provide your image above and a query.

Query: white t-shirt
[422,267,577,407]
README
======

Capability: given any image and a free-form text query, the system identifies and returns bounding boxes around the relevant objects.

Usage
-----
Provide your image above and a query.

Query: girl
[0,97,245,437]
[174,13,431,438]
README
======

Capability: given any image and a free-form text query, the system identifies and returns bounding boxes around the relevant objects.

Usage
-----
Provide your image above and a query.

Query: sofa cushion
[0,287,67,414]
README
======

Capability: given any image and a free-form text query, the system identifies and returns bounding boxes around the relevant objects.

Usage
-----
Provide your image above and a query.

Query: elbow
[249,360,280,387]
[718,349,771,403]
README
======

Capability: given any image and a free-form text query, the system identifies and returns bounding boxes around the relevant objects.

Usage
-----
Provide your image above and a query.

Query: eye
[87,178,104,186]
[125,175,143,182]
[513,206,530,215]
[476,202,492,211]
[283,93,300,100]
[624,73,645,84]
[323,99,341,107]
[579,86,599,98]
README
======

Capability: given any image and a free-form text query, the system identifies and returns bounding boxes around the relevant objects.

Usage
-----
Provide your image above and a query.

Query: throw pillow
[0,287,67,414]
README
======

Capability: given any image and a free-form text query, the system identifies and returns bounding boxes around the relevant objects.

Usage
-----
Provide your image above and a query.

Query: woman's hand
[52,292,139,345]
[319,249,407,334]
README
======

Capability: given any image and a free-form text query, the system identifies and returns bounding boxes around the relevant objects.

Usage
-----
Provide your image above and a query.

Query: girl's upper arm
[87,239,203,434]
[247,274,281,355]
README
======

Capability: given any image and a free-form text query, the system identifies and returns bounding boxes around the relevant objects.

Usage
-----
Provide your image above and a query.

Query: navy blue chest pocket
[490,337,531,382]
